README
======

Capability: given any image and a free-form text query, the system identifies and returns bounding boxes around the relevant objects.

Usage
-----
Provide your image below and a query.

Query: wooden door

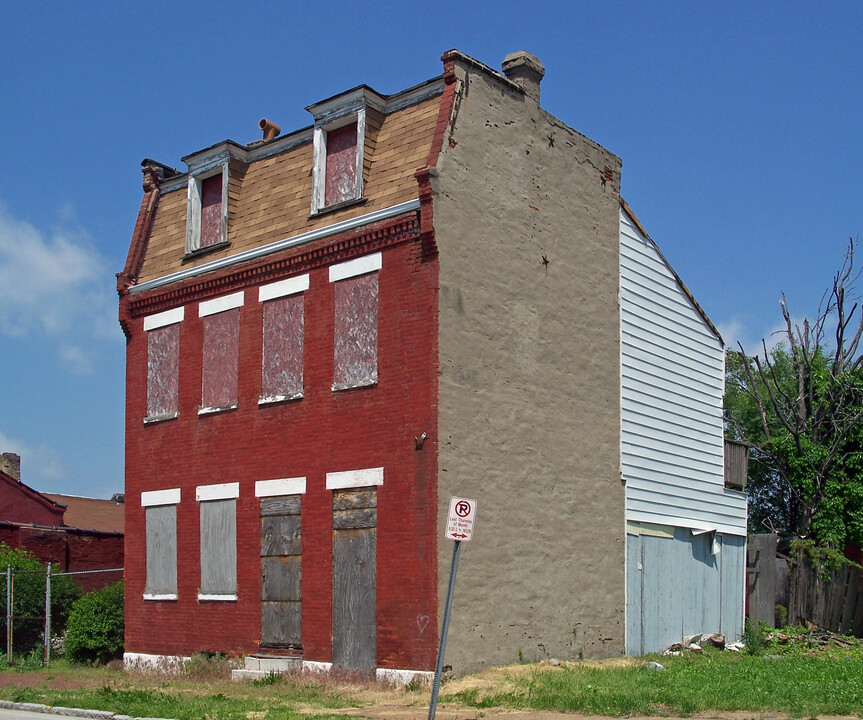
[332,488,377,671]
[260,495,302,650]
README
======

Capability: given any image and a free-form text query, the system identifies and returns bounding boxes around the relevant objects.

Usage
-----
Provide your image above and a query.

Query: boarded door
[332,488,377,671]
[260,495,302,650]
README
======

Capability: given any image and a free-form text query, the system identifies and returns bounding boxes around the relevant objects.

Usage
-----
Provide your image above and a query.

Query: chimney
[502,51,545,105]
[0,453,21,482]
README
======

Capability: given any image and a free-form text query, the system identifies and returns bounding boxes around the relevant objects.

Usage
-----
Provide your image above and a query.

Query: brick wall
[0,526,123,593]
[0,481,64,527]
[123,229,439,669]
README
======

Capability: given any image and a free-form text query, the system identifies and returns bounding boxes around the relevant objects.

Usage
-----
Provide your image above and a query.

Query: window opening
[186,166,227,253]
[259,275,308,405]
[330,254,380,391]
[146,325,180,420]
[143,307,184,423]
[199,292,243,414]
[325,122,358,207]
[142,488,180,601]
[197,482,239,601]
[200,174,223,248]
[333,274,377,389]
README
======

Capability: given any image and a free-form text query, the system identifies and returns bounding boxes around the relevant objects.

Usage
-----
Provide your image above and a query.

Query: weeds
[742,619,769,655]
[184,652,234,681]
[251,671,283,686]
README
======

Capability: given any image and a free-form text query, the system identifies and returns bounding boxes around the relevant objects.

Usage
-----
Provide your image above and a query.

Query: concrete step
[242,655,303,673]
[232,669,271,682]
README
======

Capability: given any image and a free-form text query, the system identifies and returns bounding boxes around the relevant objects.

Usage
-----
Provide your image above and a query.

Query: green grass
[2,684,350,720]
[1,639,862,719]
[442,651,863,716]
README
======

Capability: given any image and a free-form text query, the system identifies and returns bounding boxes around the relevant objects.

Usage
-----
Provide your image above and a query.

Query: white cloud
[60,344,95,375]
[0,203,118,373]
[0,429,66,485]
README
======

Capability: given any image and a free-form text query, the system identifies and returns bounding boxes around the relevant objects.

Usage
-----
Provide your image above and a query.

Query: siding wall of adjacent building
[619,208,745,535]
[625,526,745,654]
[620,207,746,654]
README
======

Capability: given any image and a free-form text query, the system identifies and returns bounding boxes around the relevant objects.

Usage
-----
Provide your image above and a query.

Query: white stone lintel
[326,467,383,490]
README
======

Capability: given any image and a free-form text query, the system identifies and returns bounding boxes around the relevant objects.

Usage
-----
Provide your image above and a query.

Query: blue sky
[0,1,861,498]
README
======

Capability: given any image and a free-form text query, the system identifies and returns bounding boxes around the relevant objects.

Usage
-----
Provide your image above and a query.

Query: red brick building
[119,49,744,679]
[0,453,124,592]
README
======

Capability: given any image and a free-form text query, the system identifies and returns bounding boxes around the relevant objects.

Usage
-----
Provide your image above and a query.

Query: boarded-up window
[146,323,180,419]
[200,498,237,597]
[261,295,304,402]
[186,168,227,253]
[201,309,239,411]
[333,272,378,389]
[325,122,358,207]
[200,174,223,248]
[145,504,177,598]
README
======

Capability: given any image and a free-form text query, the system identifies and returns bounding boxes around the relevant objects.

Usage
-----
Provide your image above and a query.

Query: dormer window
[186,165,228,254]
[311,115,364,214]
[308,87,383,215]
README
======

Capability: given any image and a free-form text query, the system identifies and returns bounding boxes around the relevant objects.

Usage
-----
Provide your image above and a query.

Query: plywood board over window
[333,273,378,388]
[200,499,237,598]
[146,325,180,419]
[186,166,228,253]
[325,122,358,207]
[143,307,184,422]
[199,292,243,414]
[197,480,239,601]
[145,505,177,599]
[259,274,308,404]
[200,174,223,248]
[330,254,380,391]
[142,487,180,601]
[202,311,239,410]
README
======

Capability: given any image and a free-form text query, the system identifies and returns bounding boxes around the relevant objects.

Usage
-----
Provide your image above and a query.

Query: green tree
[0,543,81,656]
[724,240,863,547]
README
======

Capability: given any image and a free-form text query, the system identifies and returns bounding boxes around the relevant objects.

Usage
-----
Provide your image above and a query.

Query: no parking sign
[445,496,477,541]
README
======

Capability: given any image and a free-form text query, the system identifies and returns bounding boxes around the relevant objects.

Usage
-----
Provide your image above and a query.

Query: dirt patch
[0,671,104,691]
[322,707,860,720]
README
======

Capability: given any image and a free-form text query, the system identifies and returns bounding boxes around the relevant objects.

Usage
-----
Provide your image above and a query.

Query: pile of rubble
[662,632,745,655]
[765,628,857,648]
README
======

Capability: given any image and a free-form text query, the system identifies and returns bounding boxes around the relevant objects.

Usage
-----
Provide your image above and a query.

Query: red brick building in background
[118,49,745,680]
[0,453,124,593]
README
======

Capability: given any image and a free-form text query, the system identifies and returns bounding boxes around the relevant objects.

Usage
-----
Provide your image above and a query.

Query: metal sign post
[5,565,10,665]
[44,562,51,666]
[428,497,477,720]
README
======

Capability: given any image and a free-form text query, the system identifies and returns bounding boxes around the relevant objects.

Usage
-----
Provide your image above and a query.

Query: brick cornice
[124,212,419,319]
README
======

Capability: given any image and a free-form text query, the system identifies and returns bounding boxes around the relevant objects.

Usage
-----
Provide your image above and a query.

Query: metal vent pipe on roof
[259,118,281,142]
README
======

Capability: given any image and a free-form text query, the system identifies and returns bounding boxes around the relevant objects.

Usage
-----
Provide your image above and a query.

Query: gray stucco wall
[432,58,625,673]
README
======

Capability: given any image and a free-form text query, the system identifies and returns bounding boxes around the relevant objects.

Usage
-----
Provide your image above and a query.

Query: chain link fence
[4,563,123,665]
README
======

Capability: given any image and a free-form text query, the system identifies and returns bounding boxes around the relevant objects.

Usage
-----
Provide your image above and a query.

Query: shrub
[65,580,124,664]
[0,543,81,656]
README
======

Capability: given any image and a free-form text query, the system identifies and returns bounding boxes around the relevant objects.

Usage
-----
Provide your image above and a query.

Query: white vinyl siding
[620,208,746,536]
